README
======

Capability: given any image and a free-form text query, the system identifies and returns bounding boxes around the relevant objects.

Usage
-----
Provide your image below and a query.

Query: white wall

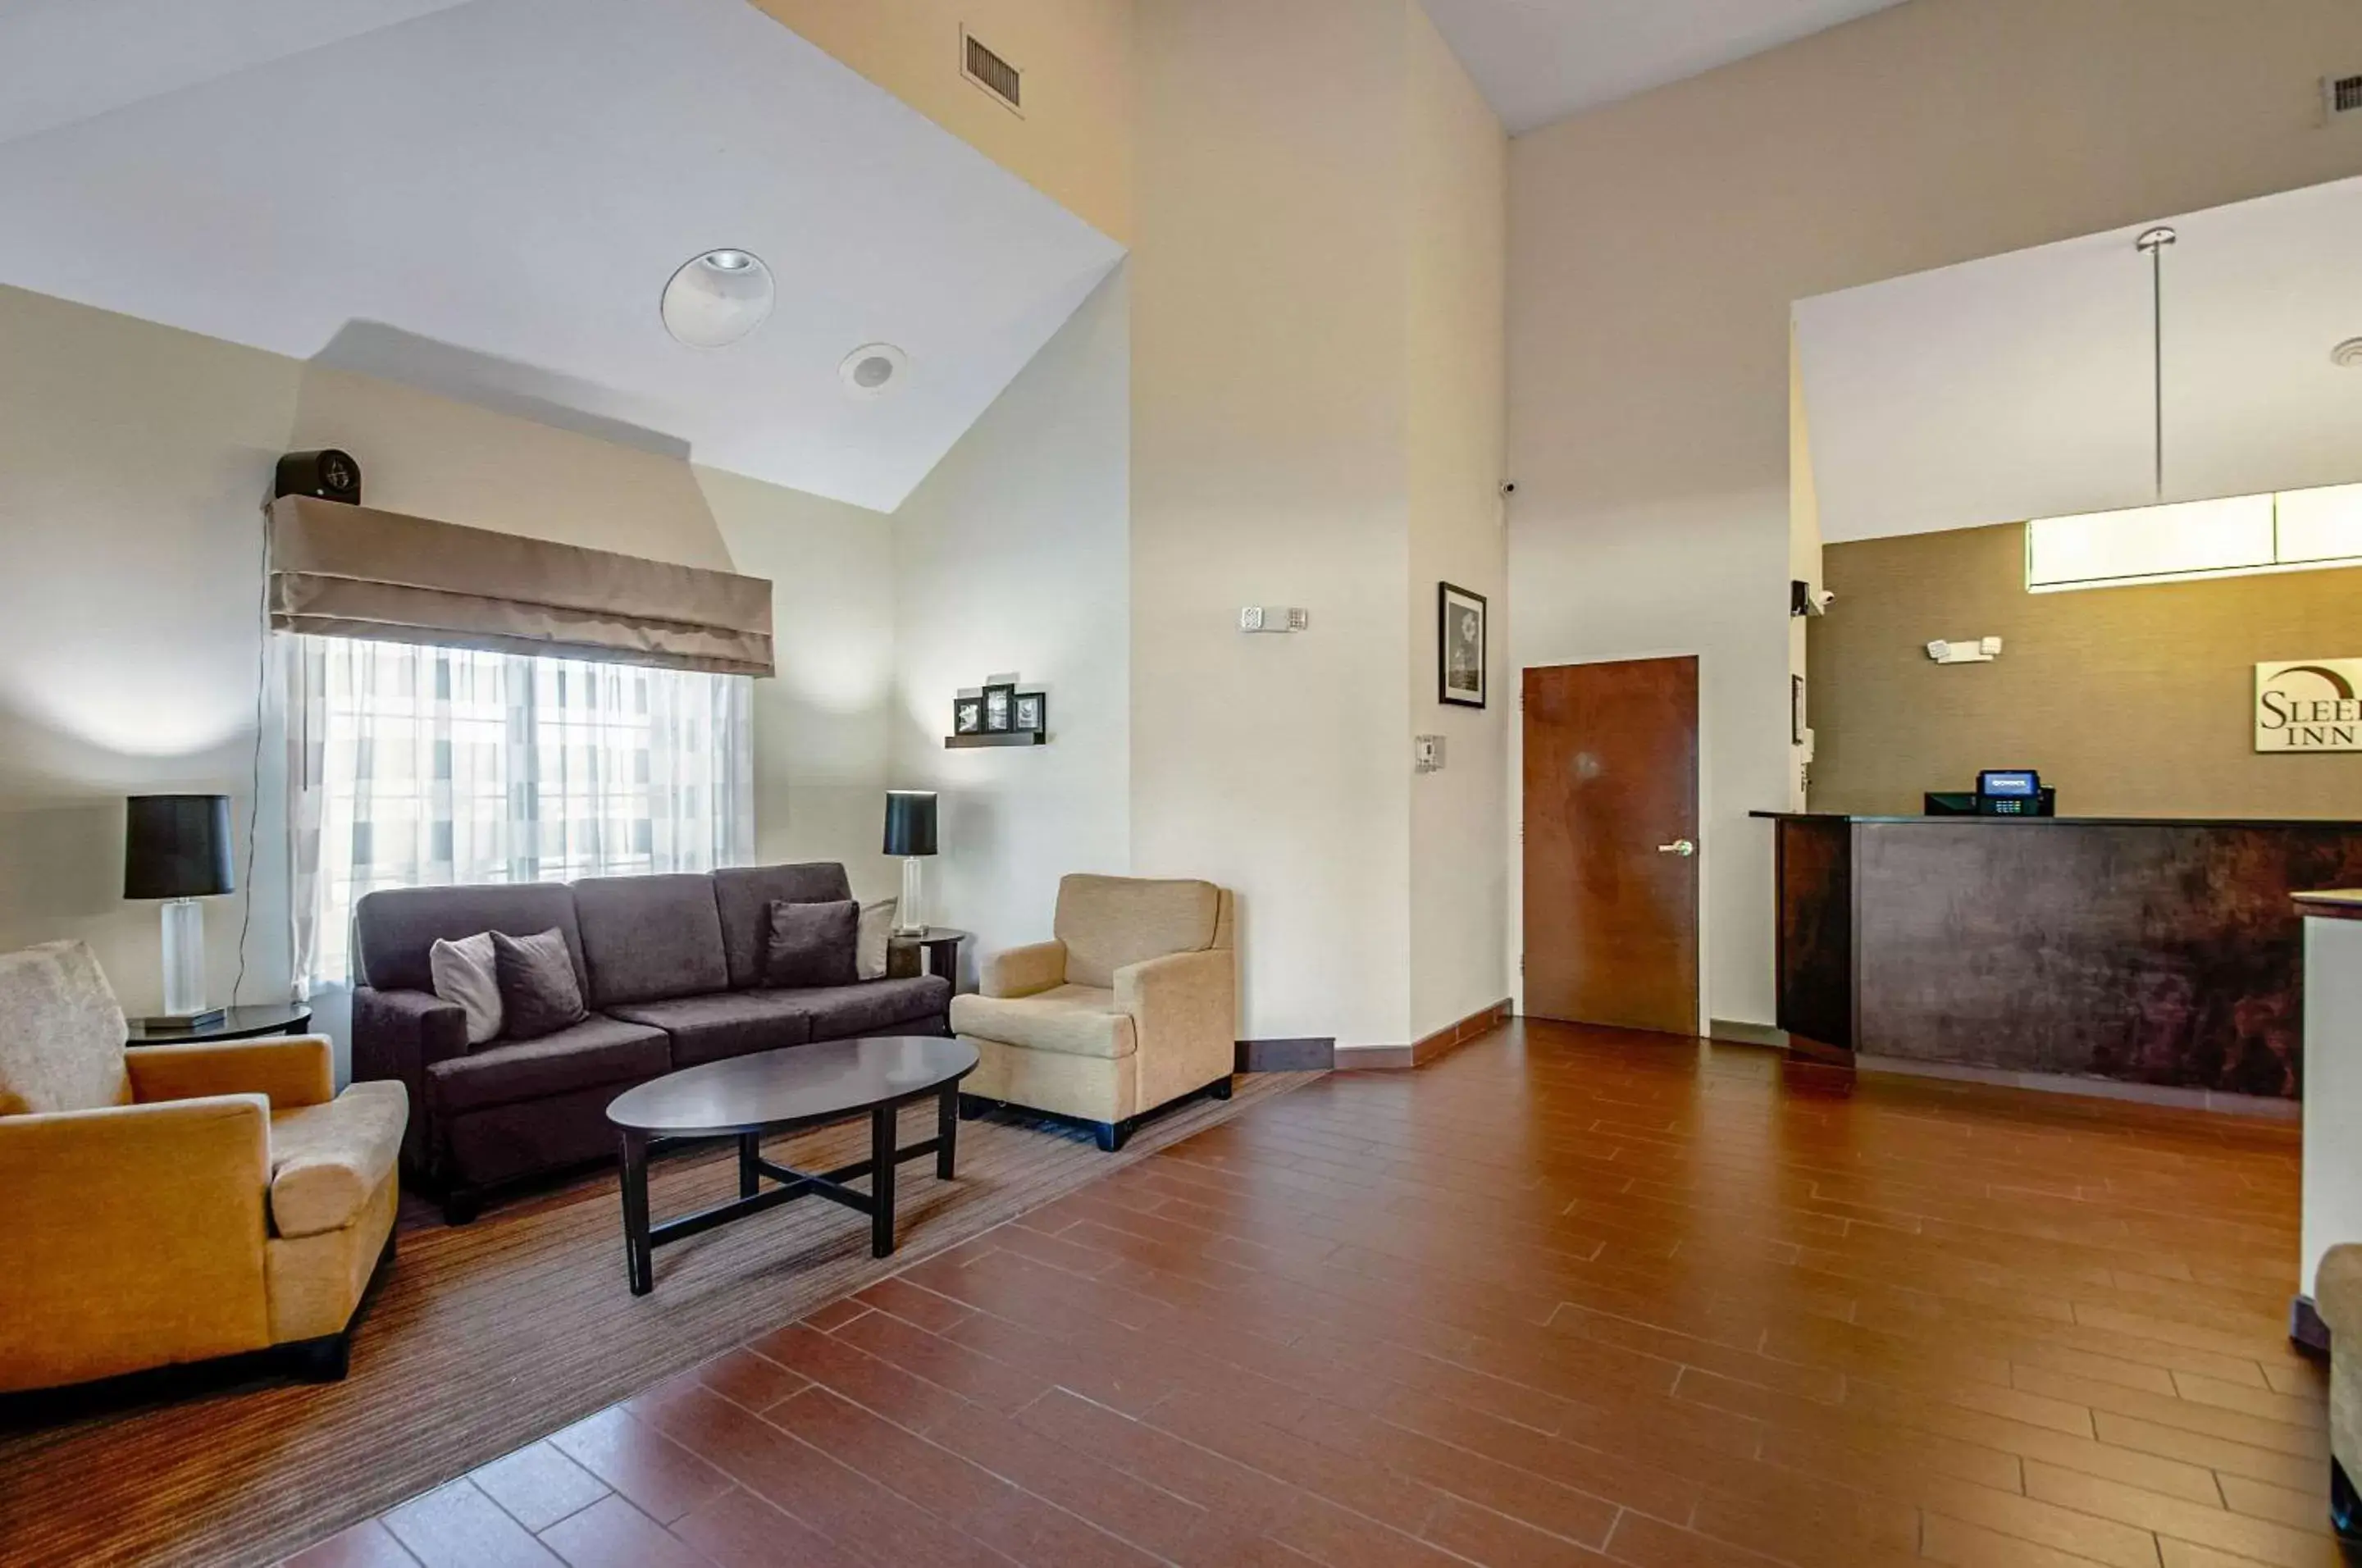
[1405,2,1509,1041]
[1507,0,2362,1030]
[890,268,1132,976]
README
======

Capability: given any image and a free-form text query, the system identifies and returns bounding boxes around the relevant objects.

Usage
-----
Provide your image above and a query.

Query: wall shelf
[944,732,1047,749]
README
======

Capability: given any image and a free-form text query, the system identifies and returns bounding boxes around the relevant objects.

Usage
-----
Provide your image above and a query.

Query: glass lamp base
[892,855,928,937]
[160,897,208,1018]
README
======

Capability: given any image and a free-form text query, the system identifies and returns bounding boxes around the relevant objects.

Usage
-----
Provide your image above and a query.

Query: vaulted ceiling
[0,0,1123,512]
[1423,0,1912,134]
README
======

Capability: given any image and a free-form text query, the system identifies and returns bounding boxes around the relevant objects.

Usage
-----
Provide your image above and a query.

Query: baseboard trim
[1855,1054,2300,1121]
[1708,1019,1787,1050]
[1335,1000,1513,1073]
[1235,1037,1336,1073]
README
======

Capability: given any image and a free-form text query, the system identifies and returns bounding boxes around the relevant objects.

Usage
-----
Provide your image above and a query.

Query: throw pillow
[856,897,896,982]
[490,928,586,1041]
[428,932,504,1046]
[763,899,859,989]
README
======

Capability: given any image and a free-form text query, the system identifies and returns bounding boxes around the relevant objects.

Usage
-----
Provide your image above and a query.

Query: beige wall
[1132,0,1505,1048]
[1508,0,2362,1029]
[1813,524,2362,818]
[753,0,1132,244]
[1406,5,1511,1040]
[0,285,892,1019]
[892,268,1132,975]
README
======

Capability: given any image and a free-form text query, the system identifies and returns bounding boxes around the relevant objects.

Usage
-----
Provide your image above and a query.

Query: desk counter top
[1753,811,2362,830]
[2296,889,2362,921]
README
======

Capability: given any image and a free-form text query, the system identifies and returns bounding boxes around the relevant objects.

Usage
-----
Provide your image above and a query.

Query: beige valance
[267,496,773,677]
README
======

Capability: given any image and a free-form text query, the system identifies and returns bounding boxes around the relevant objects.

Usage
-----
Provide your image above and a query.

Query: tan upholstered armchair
[950,875,1235,1151]
[2319,1246,2362,1541]
[0,941,406,1393]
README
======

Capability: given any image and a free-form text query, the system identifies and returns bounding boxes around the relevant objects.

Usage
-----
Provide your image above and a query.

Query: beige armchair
[0,941,405,1393]
[950,875,1235,1151]
[2319,1245,2362,1541]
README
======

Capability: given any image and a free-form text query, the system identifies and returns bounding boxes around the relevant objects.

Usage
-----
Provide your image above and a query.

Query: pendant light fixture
[2135,226,2177,499]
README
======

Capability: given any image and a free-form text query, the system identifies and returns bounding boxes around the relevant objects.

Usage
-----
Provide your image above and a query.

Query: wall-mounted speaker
[276,449,361,504]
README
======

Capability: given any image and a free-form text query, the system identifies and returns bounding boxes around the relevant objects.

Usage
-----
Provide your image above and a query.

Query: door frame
[1510,649,1709,1036]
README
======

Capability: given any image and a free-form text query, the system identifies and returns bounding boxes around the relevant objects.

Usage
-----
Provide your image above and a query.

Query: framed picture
[981,682,1016,733]
[953,695,983,735]
[1013,691,1047,736]
[1438,582,1487,708]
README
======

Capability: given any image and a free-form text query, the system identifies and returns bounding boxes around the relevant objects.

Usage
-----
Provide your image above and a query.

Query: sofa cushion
[269,1079,408,1238]
[429,932,503,1045]
[606,991,814,1068]
[763,899,859,990]
[777,976,953,1042]
[714,864,854,990]
[425,1014,668,1115]
[0,941,130,1116]
[951,984,1135,1060]
[573,873,730,1009]
[493,928,589,1041]
[1055,876,1222,989]
[356,882,585,995]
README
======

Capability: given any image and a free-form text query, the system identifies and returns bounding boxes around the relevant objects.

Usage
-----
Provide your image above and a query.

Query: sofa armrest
[982,941,1068,999]
[127,1035,334,1110]
[353,986,465,1174]
[1115,947,1237,1110]
[0,1096,272,1391]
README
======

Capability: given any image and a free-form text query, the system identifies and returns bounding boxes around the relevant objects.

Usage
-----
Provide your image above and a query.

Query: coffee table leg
[870,1103,896,1258]
[738,1132,760,1198]
[937,1087,958,1179]
[619,1131,654,1296]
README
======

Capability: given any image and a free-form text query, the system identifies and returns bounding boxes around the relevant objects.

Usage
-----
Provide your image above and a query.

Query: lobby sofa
[353,862,947,1219]
[950,873,1235,1151]
[0,941,404,1393]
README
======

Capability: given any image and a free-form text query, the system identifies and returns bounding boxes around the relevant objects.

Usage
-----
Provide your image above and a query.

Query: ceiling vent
[963,28,1023,116]
[2324,73,2362,121]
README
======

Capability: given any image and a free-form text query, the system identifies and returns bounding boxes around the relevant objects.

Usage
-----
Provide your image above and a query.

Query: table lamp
[882,791,937,937]
[124,794,235,1029]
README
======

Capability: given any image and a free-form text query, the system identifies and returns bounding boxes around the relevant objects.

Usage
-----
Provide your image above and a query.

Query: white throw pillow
[856,898,896,982]
[429,931,504,1046]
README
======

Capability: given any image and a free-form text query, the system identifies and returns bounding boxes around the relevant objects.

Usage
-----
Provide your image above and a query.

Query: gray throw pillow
[763,899,859,989]
[490,928,586,1041]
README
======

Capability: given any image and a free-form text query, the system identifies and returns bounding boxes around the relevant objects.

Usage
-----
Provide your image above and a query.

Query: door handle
[1657,838,1696,858]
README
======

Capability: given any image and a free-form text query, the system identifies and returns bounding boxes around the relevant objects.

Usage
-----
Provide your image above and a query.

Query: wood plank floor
[287,1020,2336,1568]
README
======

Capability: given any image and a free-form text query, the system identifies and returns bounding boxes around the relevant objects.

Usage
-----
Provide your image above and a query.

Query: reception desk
[2300,891,2362,1336]
[1757,814,2362,1097]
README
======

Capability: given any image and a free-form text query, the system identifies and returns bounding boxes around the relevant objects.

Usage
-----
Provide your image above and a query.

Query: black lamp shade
[882,791,938,857]
[124,795,235,900]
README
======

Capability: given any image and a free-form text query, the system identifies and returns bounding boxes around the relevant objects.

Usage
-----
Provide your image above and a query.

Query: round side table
[126,1003,315,1047]
[887,928,970,987]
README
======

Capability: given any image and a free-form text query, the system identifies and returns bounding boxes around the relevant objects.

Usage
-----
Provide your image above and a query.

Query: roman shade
[267,496,773,677]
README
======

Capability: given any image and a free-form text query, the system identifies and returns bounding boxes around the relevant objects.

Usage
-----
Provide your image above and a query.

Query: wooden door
[1523,657,1700,1034]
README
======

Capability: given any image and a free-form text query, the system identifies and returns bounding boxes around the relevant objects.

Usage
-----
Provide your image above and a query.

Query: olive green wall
[1810,522,2362,818]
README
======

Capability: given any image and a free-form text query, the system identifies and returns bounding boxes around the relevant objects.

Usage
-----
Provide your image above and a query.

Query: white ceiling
[0,0,1124,513]
[1423,0,1911,134]
[1796,175,2362,544]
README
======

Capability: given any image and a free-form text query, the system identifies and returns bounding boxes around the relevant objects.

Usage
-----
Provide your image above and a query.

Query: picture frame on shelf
[952,695,983,735]
[981,682,1016,733]
[1013,691,1046,736]
[1438,581,1487,709]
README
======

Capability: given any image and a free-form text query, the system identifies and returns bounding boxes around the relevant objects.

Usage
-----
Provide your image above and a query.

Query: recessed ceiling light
[840,343,909,400]
[662,248,773,348]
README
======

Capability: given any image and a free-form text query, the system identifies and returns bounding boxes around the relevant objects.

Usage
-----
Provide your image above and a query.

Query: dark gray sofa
[351,863,948,1220]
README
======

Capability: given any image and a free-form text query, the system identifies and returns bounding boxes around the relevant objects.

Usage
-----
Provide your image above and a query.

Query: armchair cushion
[952,985,1137,1060]
[0,941,130,1116]
[127,1034,335,1110]
[1056,876,1222,988]
[268,1080,409,1238]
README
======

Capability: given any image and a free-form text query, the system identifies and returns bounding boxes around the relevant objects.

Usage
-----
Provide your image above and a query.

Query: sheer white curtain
[286,635,753,991]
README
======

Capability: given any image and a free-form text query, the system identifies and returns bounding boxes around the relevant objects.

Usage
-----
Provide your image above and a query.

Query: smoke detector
[839,344,909,400]
[2333,338,2362,369]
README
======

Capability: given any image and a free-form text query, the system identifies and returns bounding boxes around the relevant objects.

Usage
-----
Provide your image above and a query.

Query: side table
[126,1003,315,1046]
[887,928,969,988]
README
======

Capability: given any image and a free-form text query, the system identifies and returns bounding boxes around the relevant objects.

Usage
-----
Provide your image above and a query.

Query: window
[288,636,752,991]
[2027,483,2362,592]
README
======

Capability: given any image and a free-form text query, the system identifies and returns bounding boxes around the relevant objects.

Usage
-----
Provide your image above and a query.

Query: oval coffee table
[605,1035,978,1295]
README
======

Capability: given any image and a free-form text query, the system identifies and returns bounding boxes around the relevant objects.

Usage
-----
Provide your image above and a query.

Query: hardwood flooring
[288,1020,2334,1568]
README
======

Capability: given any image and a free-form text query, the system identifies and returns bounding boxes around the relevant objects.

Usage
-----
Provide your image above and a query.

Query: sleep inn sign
[2256,659,2362,753]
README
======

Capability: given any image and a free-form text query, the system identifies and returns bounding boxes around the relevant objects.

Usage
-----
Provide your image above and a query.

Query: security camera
[1790,580,1834,618]
[1807,587,1834,616]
